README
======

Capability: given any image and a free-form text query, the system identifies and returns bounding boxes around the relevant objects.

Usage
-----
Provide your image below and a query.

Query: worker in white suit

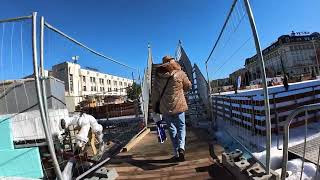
[60,113,105,155]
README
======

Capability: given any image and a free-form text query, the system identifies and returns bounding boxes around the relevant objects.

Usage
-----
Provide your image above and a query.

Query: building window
[94,86,97,91]
[120,89,123,92]
[91,86,94,91]
[99,78,104,85]
[69,74,73,92]
[120,82,123,86]
[114,81,117,86]
[114,88,117,92]
[83,76,86,82]
[124,82,127,86]
[83,86,86,91]
[90,77,96,83]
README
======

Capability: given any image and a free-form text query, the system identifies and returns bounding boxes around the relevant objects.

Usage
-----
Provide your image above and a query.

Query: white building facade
[52,61,133,112]
[245,32,320,81]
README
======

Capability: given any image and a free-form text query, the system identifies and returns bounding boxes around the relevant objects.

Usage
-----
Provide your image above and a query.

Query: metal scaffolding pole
[31,12,63,180]
[243,0,271,174]
[0,15,32,23]
[39,16,51,134]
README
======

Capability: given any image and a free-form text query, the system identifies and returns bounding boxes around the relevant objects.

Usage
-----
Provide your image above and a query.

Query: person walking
[152,55,191,162]
[283,74,289,91]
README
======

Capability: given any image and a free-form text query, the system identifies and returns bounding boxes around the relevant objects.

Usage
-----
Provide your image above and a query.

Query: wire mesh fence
[0,13,63,179]
[39,17,148,179]
[204,0,271,172]
[0,12,149,179]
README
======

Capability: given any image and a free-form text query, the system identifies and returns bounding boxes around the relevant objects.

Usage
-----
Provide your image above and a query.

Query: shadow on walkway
[109,155,178,171]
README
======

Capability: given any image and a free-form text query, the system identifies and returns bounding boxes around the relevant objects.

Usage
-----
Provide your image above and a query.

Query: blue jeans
[163,112,186,156]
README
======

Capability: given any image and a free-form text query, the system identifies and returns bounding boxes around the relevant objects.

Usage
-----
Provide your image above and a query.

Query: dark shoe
[178,148,185,162]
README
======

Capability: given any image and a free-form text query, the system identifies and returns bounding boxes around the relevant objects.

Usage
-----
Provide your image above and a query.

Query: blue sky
[0,0,319,81]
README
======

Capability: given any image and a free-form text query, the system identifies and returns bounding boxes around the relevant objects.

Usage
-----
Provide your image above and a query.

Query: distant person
[152,55,191,162]
[283,74,289,91]
[234,81,238,94]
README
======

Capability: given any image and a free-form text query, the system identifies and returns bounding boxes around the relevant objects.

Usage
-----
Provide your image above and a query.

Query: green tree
[126,82,142,100]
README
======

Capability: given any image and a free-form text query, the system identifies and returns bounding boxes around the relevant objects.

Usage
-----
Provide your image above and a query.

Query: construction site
[1,0,320,179]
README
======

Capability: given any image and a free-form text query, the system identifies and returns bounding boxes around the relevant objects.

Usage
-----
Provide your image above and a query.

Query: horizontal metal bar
[284,103,320,127]
[15,142,48,148]
[44,21,137,70]
[76,157,111,180]
[0,15,32,23]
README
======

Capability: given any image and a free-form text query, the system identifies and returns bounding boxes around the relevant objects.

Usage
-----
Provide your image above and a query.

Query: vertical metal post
[243,0,271,174]
[250,96,256,135]
[32,12,63,180]
[229,97,233,121]
[312,87,318,122]
[273,93,281,150]
[222,98,226,121]
[40,16,50,130]
[239,100,244,126]
[147,43,152,94]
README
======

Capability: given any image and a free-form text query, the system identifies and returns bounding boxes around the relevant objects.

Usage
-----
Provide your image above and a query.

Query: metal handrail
[281,103,320,180]
[44,21,136,70]
[0,15,32,23]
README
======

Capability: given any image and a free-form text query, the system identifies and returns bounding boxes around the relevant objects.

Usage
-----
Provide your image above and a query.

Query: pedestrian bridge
[1,3,320,179]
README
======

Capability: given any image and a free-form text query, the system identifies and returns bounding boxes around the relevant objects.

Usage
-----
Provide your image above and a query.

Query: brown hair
[157,61,181,74]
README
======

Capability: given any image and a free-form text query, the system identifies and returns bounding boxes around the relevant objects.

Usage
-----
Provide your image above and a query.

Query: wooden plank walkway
[104,127,234,179]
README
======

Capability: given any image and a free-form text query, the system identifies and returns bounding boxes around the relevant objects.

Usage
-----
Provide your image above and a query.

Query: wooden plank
[122,128,151,152]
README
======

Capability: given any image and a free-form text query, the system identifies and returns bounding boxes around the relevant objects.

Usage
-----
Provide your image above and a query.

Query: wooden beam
[122,128,150,152]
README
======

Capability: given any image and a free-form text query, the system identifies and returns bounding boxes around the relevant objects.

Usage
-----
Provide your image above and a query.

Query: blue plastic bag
[156,121,166,143]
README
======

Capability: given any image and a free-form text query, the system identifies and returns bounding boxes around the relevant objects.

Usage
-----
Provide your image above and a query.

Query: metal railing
[0,12,63,179]
[281,103,320,180]
[0,12,150,179]
[205,0,271,173]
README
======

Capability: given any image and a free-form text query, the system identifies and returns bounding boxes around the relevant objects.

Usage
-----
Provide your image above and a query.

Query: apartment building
[52,61,133,112]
